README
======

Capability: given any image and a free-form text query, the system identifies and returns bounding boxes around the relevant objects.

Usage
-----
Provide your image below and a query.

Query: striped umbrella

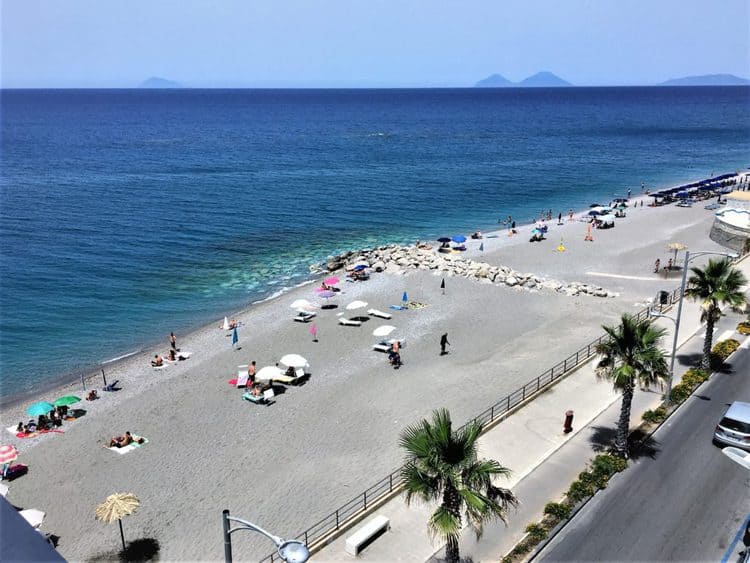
[0,444,18,465]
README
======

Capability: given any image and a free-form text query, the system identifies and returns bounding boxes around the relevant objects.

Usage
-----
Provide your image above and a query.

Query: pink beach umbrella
[0,444,18,466]
[324,276,340,286]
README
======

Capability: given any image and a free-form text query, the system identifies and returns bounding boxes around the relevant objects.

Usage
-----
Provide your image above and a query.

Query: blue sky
[2,0,748,87]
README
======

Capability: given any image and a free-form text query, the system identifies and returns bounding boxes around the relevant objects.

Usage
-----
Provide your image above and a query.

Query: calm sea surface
[1,87,749,397]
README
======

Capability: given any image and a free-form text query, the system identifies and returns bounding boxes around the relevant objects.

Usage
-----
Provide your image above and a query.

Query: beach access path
[314,255,750,562]
[0,192,732,561]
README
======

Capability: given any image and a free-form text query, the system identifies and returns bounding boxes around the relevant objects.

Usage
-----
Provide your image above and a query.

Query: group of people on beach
[103,431,145,449]
[653,258,674,275]
[150,332,189,366]
[15,405,69,435]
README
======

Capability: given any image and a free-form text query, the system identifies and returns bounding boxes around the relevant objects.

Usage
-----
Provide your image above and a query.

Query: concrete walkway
[313,257,750,562]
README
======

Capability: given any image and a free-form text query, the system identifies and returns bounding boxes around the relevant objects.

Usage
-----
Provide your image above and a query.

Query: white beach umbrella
[346,300,368,311]
[256,366,283,382]
[373,325,397,337]
[221,317,230,330]
[20,509,45,529]
[279,354,308,368]
[290,299,316,311]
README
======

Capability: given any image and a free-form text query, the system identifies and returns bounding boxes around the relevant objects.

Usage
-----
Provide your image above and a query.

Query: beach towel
[107,437,149,455]
[236,372,249,388]
[389,305,407,310]
[6,426,64,439]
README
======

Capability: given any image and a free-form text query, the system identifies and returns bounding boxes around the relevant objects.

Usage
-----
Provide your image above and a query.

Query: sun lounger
[108,436,148,455]
[339,318,362,327]
[373,338,406,352]
[270,370,307,385]
[242,389,275,404]
[368,308,392,320]
[293,311,316,323]
[0,483,8,497]
[236,366,250,388]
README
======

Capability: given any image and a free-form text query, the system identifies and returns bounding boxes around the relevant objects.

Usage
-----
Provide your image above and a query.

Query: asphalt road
[538,326,750,562]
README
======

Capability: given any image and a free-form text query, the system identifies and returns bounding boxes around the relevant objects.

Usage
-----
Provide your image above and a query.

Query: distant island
[658,74,749,86]
[475,71,572,88]
[139,76,182,88]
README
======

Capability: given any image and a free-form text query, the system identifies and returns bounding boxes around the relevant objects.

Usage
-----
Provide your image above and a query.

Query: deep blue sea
[1,87,749,398]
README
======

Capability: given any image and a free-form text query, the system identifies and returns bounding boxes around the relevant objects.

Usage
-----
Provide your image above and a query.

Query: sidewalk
[313,257,750,562]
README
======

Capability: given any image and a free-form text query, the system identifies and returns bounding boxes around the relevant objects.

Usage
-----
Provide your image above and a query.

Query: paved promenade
[314,256,750,562]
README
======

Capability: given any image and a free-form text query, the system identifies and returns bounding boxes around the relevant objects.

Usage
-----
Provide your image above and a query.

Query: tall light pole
[649,249,738,406]
[222,510,310,563]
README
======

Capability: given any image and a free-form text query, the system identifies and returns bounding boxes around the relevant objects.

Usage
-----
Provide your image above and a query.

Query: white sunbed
[368,308,392,320]
[373,338,406,352]
[236,366,250,388]
[0,482,8,497]
[339,318,362,327]
[294,311,316,323]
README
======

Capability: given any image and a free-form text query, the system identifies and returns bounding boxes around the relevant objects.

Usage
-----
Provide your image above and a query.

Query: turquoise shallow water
[1,87,749,397]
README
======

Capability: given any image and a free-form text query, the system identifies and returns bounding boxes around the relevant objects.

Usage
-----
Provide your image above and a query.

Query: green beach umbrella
[54,395,81,407]
[26,402,55,417]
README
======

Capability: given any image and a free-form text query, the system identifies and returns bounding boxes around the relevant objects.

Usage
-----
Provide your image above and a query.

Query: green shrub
[737,322,750,335]
[642,406,667,424]
[591,453,627,476]
[525,523,548,542]
[512,542,530,556]
[501,556,514,563]
[669,382,692,404]
[544,501,572,521]
[567,479,595,503]
[712,339,740,360]
[681,368,708,388]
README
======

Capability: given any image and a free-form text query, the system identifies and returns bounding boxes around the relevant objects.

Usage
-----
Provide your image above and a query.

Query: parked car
[714,401,750,450]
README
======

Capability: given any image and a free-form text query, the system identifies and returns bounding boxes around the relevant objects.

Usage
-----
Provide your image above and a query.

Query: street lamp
[222,509,310,563]
[649,249,738,405]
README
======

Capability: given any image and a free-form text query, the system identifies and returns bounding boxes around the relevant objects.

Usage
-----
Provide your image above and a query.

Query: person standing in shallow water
[170,332,177,351]
[440,333,450,356]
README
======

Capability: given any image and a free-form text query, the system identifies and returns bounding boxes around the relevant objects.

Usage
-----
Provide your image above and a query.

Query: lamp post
[222,510,310,563]
[649,249,738,405]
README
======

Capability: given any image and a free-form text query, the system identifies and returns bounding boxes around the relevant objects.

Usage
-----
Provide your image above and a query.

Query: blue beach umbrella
[231,326,238,348]
[27,402,55,417]
[402,291,408,304]
[353,265,367,272]
[452,235,467,243]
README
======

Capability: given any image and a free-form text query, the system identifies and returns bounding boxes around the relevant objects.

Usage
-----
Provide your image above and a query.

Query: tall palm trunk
[615,382,634,458]
[442,484,462,563]
[701,311,716,371]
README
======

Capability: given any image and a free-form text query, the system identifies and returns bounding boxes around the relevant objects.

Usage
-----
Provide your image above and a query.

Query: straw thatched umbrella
[95,492,140,551]
[667,242,688,265]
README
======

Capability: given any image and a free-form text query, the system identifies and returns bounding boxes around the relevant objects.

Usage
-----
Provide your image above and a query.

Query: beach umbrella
[279,354,308,368]
[231,326,238,348]
[26,402,54,417]
[20,509,45,530]
[452,235,467,243]
[221,316,230,330]
[437,237,451,243]
[256,365,283,382]
[324,276,340,286]
[54,395,81,407]
[667,242,687,263]
[95,492,140,551]
[290,299,316,310]
[346,300,368,311]
[316,290,336,299]
[353,265,367,272]
[440,278,445,294]
[0,444,18,465]
[373,325,396,337]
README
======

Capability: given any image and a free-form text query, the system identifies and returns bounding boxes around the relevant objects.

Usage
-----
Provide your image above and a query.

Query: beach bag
[4,463,28,481]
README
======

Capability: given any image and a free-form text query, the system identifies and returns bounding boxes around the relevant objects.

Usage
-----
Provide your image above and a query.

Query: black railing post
[336,510,340,529]
[389,474,393,491]
[363,491,367,510]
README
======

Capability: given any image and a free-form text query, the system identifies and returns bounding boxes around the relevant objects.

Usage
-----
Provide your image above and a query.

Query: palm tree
[399,408,518,563]
[684,258,747,371]
[595,314,669,458]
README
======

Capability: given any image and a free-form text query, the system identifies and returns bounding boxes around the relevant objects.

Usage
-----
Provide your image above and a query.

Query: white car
[714,402,750,450]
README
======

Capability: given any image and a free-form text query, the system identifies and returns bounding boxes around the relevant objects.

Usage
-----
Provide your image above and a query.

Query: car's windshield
[720,417,750,434]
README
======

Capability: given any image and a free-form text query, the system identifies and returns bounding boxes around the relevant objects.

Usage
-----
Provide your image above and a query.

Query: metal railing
[259,288,682,561]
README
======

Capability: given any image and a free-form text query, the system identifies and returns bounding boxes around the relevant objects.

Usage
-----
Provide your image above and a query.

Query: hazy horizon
[2,0,749,89]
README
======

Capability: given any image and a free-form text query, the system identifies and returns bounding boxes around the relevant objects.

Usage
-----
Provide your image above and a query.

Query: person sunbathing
[251,385,263,397]
[86,389,99,401]
[167,348,177,361]
[16,422,24,434]
[151,354,164,367]
[106,432,134,448]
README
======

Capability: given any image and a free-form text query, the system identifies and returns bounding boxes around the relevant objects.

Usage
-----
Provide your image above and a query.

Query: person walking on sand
[440,333,450,356]
[654,258,660,273]
[170,332,177,351]
[568,209,574,222]
[558,212,562,225]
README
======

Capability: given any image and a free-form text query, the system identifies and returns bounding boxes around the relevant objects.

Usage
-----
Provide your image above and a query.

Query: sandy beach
[0,188,733,561]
